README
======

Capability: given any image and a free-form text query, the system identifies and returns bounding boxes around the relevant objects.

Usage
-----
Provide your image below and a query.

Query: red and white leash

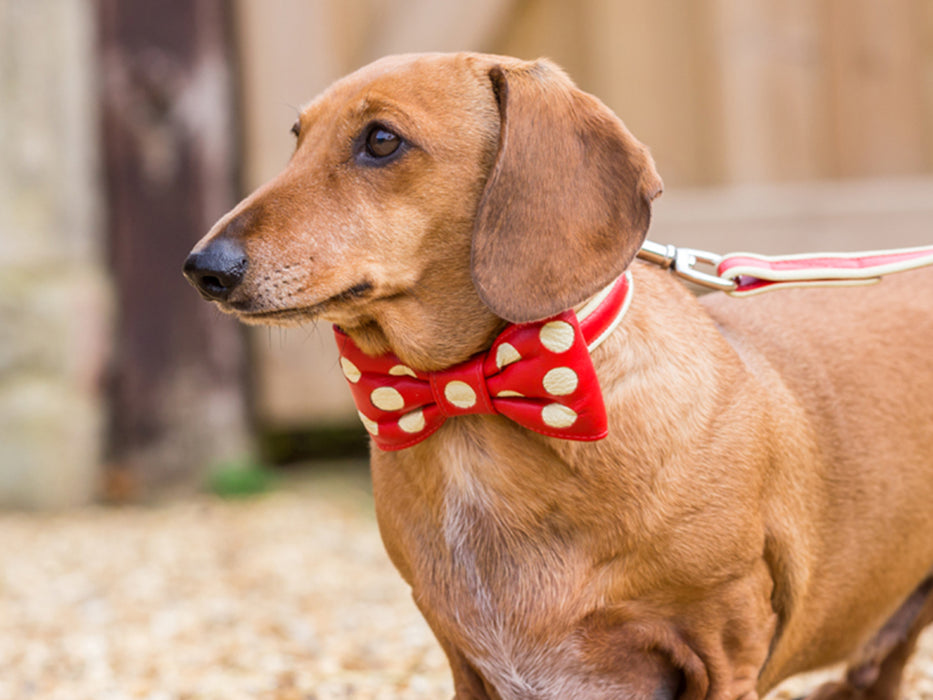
[638,240,933,296]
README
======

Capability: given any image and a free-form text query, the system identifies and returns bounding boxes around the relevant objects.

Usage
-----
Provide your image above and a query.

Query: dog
[184,53,933,699]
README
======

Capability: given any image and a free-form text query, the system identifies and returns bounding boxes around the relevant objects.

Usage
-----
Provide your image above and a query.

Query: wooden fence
[235,0,933,190]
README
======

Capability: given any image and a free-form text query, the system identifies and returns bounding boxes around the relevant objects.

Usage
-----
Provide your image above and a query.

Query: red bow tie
[335,273,632,451]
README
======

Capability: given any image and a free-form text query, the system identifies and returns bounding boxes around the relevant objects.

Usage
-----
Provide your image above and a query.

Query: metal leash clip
[638,241,737,293]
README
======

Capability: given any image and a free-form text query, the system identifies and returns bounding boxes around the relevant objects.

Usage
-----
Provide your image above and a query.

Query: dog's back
[701,266,933,466]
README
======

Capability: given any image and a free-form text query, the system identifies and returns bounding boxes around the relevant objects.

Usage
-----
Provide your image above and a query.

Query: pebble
[0,464,451,699]
[1,463,931,699]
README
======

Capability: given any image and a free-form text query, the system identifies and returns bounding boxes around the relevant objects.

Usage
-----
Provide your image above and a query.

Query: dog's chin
[224,300,391,354]
[233,307,316,327]
[207,297,326,327]
[219,280,381,328]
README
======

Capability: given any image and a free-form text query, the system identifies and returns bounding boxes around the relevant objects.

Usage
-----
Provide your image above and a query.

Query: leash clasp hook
[638,241,737,293]
[674,247,737,292]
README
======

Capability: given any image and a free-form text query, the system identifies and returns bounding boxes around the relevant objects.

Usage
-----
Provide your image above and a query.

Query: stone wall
[0,1,111,507]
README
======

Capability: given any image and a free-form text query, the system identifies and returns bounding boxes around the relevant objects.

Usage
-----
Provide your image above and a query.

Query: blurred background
[2,0,933,508]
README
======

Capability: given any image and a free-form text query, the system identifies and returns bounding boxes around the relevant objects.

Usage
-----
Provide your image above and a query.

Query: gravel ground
[1,461,931,699]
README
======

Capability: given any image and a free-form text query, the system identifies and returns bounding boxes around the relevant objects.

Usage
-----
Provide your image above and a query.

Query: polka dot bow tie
[335,273,632,451]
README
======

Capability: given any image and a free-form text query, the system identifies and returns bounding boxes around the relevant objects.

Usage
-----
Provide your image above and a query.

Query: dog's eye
[290,120,301,138]
[365,125,402,159]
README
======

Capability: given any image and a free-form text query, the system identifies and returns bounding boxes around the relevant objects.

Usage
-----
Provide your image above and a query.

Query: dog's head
[184,53,661,370]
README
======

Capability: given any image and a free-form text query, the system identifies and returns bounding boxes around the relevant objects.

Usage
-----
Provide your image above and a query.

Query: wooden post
[0,2,110,507]
[97,0,251,497]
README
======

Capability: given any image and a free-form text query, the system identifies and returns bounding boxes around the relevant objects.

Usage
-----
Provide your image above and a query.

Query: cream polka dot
[444,380,477,409]
[539,321,575,353]
[398,409,426,434]
[371,386,404,411]
[542,403,577,429]
[389,364,417,378]
[340,357,362,383]
[357,411,379,435]
[496,390,524,398]
[495,343,522,369]
[542,367,579,396]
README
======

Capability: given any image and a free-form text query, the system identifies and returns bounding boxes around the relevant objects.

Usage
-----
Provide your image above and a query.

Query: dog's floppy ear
[471,60,662,323]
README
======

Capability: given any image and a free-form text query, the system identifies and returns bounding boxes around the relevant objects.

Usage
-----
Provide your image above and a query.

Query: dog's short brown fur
[185,53,933,699]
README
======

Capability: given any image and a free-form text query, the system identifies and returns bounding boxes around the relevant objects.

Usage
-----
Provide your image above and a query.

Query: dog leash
[638,240,933,296]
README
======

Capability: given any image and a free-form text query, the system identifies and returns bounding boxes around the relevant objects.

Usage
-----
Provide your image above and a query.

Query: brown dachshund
[184,53,933,699]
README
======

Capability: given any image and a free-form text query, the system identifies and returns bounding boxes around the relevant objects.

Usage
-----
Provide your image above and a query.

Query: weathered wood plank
[98,0,251,496]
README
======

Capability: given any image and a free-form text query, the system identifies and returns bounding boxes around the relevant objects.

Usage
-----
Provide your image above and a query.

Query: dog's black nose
[183,237,248,301]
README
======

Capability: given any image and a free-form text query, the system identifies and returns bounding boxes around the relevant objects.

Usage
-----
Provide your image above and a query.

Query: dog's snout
[183,236,248,301]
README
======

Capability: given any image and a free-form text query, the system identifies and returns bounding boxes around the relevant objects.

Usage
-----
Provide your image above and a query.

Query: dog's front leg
[434,635,497,700]
[412,598,496,699]
[446,646,498,700]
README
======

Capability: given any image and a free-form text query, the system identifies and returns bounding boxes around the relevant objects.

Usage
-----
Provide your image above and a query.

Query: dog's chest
[386,423,612,697]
